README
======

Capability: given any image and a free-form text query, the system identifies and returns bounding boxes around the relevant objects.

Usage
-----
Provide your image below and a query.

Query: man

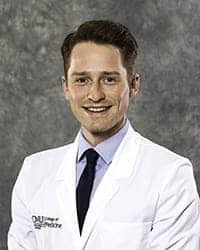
[8,20,200,249]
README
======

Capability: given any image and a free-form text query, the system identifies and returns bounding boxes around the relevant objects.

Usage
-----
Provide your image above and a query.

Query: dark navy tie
[76,148,99,234]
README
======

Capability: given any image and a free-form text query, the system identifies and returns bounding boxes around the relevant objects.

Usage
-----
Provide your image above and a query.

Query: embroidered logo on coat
[32,215,62,230]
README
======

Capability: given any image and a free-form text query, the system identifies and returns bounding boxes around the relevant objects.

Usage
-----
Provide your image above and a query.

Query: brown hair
[61,20,138,79]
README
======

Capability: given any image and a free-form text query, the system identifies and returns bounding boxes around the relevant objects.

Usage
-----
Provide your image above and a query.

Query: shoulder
[139,135,189,163]
[127,130,198,199]
[23,143,74,173]
[127,125,192,175]
[26,143,72,164]
[14,143,74,193]
[134,131,193,180]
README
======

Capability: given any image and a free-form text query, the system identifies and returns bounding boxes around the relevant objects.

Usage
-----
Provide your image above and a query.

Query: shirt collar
[77,119,130,165]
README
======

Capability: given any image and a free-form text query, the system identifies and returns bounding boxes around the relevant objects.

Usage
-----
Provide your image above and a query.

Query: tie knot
[84,148,99,165]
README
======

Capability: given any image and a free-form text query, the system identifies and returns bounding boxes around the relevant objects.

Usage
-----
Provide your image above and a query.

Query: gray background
[0,0,200,249]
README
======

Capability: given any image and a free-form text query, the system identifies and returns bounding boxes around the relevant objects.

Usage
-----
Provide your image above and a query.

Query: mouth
[83,106,112,113]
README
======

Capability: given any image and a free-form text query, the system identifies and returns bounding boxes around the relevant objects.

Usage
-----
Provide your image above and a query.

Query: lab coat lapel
[55,135,80,243]
[81,126,141,247]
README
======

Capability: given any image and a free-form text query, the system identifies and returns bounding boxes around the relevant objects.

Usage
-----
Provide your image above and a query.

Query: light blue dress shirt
[76,119,129,200]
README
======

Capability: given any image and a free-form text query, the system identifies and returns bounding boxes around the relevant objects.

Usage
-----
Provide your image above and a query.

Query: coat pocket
[99,221,151,250]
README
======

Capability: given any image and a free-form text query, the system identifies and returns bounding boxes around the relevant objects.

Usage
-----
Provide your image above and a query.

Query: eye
[102,76,116,85]
[74,77,89,85]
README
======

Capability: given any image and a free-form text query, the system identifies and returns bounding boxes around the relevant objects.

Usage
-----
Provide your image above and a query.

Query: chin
[81,117,125,137]
[86,123,120,137]
[88,127,109,135]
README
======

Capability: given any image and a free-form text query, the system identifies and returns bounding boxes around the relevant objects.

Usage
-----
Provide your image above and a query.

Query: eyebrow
[71,71,120,76]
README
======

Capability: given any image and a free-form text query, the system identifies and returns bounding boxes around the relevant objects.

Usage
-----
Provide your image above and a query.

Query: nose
[87,82,105,102]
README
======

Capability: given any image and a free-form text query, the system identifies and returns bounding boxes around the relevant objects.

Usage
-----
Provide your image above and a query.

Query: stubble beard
[82,115,126,140]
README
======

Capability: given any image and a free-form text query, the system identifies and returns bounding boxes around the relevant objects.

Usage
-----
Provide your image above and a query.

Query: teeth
[86,107,107,112]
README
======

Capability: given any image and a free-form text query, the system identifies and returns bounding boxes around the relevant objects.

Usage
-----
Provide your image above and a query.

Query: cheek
[68,89,83,103]
[118,87,130,106]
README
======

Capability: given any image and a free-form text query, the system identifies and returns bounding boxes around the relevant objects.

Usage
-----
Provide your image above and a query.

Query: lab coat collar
[55,124,139,181]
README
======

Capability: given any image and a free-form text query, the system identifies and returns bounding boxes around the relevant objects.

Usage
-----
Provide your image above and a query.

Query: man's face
[63,42,139,145]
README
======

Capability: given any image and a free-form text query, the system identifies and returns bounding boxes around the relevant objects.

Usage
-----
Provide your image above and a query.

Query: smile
[83,106,111,112]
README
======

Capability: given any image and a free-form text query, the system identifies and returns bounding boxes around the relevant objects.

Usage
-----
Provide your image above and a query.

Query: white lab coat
[8,125,200,249]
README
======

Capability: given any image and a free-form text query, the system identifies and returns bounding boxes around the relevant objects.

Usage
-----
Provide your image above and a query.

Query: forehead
[68,42,125,73]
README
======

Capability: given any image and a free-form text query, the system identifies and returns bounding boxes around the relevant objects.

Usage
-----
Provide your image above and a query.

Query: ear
[129,72,140,98]
[61,75,69,100]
